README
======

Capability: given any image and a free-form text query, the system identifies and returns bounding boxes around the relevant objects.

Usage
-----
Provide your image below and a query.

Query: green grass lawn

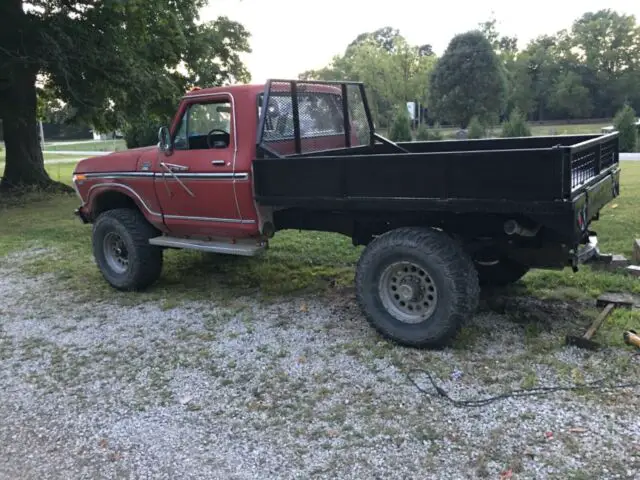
[41,162,79,183]
[1,161,639,348]
[0,159,82,183]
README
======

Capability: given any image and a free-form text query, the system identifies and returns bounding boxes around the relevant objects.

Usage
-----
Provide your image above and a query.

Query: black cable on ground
[404,368,640,408]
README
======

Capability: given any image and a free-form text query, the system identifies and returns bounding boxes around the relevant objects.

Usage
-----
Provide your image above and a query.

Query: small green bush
[467,116,486,139]
[415,123,443,141]
[613,103,638,153]
[501,108,531,138]
[415,124,430,141]
[389,107,413,142]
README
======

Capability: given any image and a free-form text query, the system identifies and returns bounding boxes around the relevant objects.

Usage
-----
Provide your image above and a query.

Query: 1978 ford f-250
[72,79,621,348]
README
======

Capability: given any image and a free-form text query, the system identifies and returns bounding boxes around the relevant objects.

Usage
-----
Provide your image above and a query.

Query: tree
[298,28,436,128]
[428,31,507,127]
[508,54,536,117]
[0,1,251,190]
[479,15,518,62]
[522,35,562,121]
[566,10,640,117]
[549,71,593,119]
[502,108,531,137]
[388,106,412,142]
[613,104,638,153]
[347,26,402,53]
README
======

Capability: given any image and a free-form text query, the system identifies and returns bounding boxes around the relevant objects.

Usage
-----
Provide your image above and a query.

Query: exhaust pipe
[504,220,540,237]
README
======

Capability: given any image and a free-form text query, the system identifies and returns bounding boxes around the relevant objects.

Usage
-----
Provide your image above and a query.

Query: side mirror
[158,126,173,153]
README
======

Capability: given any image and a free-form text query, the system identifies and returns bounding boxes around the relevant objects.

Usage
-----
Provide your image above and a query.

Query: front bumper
[75,207,89,224]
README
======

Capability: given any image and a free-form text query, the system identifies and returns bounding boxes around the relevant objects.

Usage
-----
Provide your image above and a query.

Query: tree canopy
[428,30,507,128]
[0,0,251,189]
[300,10,640,130]
[299,27,436,127]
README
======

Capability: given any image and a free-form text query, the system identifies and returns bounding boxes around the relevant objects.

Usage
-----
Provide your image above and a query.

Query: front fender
[77,181,166,232]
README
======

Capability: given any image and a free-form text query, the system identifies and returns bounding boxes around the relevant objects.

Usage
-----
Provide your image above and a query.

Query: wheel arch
[87,185,163,229]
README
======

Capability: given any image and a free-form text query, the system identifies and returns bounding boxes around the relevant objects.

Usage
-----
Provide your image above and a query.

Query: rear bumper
[574,233,600,266]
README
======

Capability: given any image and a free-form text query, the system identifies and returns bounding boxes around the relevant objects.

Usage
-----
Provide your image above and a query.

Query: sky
[201,0,640,84]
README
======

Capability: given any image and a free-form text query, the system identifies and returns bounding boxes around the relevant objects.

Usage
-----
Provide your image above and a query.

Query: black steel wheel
[355,227,479,348]
[92,208,163,291]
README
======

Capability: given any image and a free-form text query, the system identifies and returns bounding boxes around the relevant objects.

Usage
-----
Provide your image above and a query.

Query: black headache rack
[255,79,378,158]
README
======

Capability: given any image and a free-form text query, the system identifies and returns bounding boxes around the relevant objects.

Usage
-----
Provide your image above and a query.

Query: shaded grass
[0,162,639,314]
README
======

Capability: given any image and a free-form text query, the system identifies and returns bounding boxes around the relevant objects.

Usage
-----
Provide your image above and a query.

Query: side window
[173,98,232,150]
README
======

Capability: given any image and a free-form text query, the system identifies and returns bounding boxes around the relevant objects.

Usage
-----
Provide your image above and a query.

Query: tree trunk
[0,68,47,189]
[0,67,71,192]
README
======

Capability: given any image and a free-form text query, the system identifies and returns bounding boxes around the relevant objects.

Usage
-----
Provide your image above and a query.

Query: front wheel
[92,208,163,291]
[355,227,480,349]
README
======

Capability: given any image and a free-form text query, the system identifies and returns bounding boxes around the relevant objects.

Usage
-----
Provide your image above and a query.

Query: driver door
[154,93,241,237]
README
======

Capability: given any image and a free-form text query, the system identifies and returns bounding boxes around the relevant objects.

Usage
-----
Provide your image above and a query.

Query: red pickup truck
[72,79,620,348]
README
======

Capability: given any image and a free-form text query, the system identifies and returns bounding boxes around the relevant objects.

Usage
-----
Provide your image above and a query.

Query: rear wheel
[92,208,163,291]
[355,227,479,348]
[475,258,529,287]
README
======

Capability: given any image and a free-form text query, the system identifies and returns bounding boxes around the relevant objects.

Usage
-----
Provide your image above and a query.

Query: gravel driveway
[1,250,639,479]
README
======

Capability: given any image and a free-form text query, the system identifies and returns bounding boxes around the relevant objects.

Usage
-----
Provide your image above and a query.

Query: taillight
[577,205,587,231]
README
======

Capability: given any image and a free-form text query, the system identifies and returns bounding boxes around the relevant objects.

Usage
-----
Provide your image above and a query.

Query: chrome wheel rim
[378,261,438,324]
[103,232,129,274]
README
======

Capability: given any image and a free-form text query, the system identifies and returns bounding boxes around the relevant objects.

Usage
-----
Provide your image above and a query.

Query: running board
[149,236,267,256]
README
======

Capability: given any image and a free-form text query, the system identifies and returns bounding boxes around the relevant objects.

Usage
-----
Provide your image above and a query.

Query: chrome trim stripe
[82,172,249,180]
[163,214,255,224]
[84,172,155,178]
[88,183,163,217]
[169,173,247,180]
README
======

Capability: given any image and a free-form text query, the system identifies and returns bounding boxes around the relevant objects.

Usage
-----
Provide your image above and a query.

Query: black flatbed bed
[254,133,619,209]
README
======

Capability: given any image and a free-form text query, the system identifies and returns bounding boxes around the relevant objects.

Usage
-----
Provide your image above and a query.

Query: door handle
[211,160,226,166]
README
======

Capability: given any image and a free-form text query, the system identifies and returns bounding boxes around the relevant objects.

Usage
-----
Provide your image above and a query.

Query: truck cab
[72,79,620,350]
[74,81,358,243]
